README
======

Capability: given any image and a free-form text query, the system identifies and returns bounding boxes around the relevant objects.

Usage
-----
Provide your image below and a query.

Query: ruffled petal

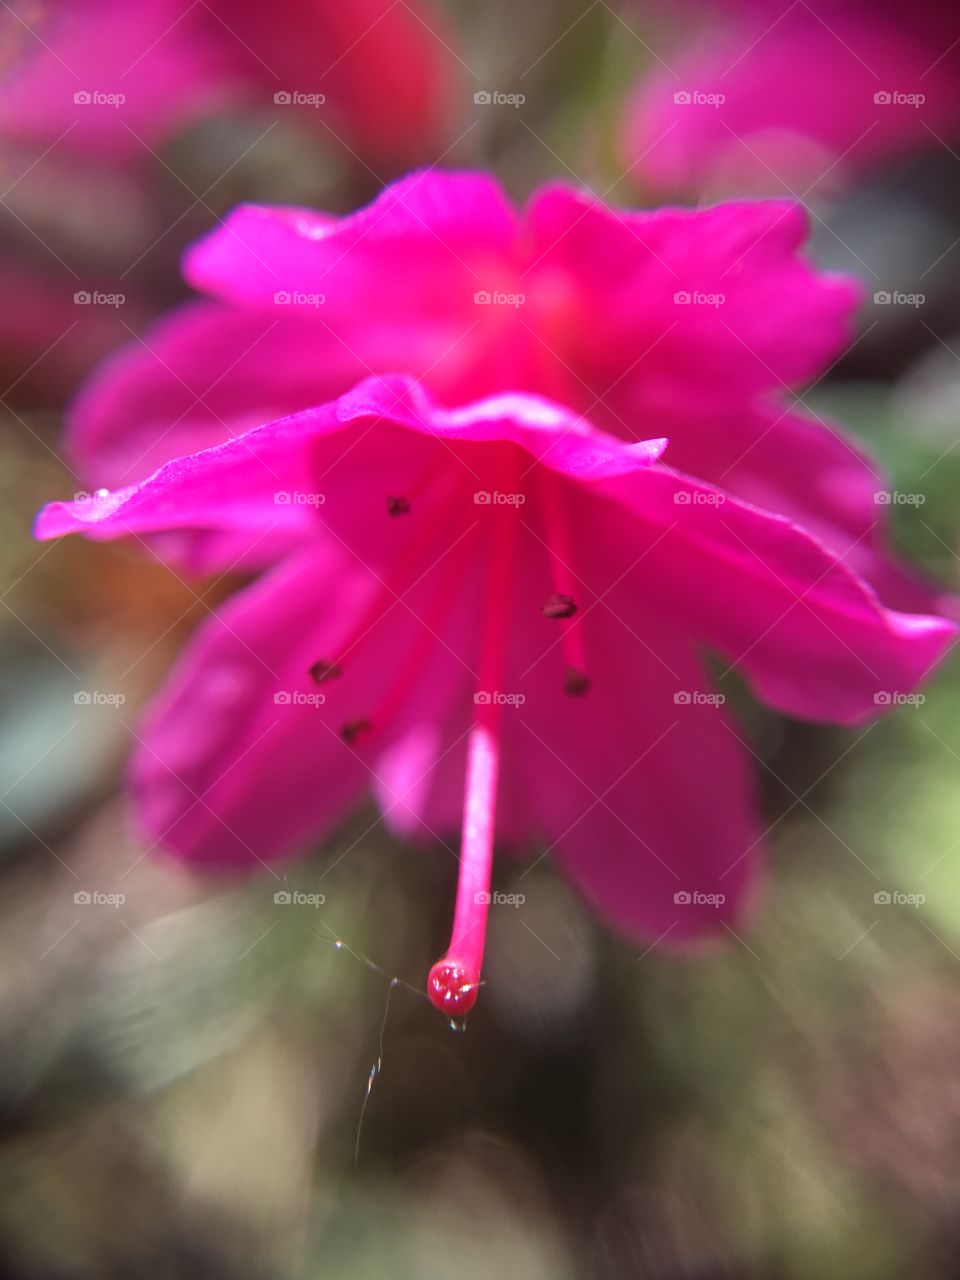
[524,183,860,402]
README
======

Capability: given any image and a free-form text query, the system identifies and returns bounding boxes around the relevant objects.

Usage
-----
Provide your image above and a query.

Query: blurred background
[2,0,960,1275]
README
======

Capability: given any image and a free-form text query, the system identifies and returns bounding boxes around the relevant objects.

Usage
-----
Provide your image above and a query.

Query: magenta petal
[132,542,457,867]
[67,301,370,487]
[184,171,518,314]
[590,468,956,726]
[522,620,760,942]
[524,184,861,399]
[36,376,667,547]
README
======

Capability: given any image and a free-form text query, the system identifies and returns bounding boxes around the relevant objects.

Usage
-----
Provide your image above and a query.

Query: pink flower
[70,172,946,612]
[37,172,956,1014]
[0,0,458,168]
[37,382,954,1016]
[623,1,960,198]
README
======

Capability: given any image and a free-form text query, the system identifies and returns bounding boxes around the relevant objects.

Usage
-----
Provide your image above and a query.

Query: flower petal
[524,183,860,404]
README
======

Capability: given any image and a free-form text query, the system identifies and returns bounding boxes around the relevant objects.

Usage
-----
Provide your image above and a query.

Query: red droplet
[427,960,479,1016]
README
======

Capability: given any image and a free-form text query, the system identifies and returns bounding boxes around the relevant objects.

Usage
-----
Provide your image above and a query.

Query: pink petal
[132,539,471,867]
[524,184,860,402]
[519,614,760,941]
[584,469,956,725]
[183,171,518,316]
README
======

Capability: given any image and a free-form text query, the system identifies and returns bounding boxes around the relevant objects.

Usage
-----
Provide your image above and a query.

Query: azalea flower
[623,0,960,198]
[37,368,955,1014]
[70,171,948,617]
[38,171,956,1013]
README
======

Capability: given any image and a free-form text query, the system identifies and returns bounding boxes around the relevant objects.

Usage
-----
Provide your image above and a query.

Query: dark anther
[542,593,577,620]
[564,669,590,696]
[341,718,372,744]
[387,495,410,517]
[308,660,341,684]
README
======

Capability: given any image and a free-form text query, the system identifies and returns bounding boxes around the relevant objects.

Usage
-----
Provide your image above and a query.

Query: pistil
[427,469,517,1017]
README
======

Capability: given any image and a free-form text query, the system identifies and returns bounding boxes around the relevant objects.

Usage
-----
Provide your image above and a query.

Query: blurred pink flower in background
[35,172,957,1013]
[0,0,461,397]
[623,0,960,198]
[0,0,459,168]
